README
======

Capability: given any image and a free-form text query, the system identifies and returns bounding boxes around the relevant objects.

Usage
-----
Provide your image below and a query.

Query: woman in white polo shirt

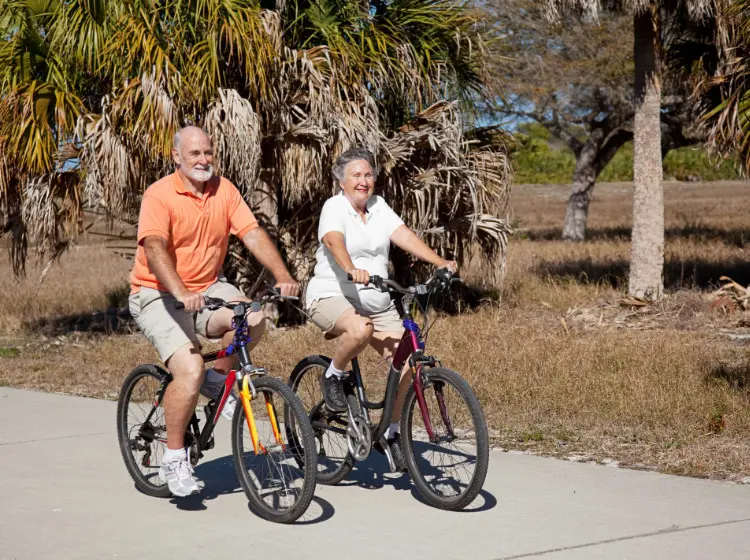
[305,147,457,468]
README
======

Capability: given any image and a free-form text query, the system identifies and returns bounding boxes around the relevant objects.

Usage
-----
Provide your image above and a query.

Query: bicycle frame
[146,302,285,460]
[348,291,444,447]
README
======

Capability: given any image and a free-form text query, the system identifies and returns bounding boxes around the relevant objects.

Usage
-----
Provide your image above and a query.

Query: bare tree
[538,0,724,299]
[490,0,704,242]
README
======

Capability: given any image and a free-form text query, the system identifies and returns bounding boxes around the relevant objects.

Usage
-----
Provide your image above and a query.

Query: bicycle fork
[410,357,456,443]
[236,370,285,455]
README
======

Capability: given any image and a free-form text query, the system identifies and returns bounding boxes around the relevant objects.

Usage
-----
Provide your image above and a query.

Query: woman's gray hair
[332,147,378,184]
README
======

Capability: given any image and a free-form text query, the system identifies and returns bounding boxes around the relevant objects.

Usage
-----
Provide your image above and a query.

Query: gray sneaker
[159,456,200,497]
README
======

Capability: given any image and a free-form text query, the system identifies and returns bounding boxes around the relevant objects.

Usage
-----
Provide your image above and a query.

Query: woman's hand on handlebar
[346,268,370,285]
[175,290,205,312]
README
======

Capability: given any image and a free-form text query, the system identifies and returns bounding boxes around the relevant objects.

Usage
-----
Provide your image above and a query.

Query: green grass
[0,347,20,358]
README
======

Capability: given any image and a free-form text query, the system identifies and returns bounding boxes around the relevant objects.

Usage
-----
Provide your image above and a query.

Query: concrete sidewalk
[0,386,748,560]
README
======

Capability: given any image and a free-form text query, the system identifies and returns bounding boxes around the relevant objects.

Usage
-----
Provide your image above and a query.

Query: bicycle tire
[231,375,317,524]
[288,355,354,485]
[116,364,172,498]
[401,367,489,510]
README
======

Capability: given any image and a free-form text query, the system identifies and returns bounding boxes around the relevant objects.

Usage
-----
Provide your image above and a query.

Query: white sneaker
[220,392,237,421]
[199,370,236,421]
[159,456,200,497]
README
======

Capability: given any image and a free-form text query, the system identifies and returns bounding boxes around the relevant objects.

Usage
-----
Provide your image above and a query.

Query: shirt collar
[171,171,218,197]
[340,192,379,216]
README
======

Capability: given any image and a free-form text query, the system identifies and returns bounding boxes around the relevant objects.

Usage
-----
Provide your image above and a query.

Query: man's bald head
[173,126,211,156]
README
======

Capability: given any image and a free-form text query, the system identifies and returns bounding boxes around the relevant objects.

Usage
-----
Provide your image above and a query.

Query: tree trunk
[562,128,633,241]
[562,154,597,242]
[629,5,664,299]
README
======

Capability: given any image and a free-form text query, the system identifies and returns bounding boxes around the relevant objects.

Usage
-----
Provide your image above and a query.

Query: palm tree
[703,0,750,169]
[539,0,723,300]
[0,0,90,270]
[1,0,512,294]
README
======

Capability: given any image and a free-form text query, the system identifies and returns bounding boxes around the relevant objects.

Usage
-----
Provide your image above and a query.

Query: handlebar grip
[174,302,185,310]
[346,273,383,287]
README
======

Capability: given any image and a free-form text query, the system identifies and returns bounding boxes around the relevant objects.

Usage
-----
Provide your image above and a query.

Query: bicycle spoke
[409,374,479,500]
[123,372,168,489]
[239,388,307,512]
[296,365,349,474]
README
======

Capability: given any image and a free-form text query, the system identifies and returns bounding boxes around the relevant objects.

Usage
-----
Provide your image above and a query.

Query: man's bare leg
[164,342,205,450]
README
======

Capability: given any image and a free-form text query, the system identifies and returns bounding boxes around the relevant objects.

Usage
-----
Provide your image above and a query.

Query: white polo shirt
[305,192,405,313]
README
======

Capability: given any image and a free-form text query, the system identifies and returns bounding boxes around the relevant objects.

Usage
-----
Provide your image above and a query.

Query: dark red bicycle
[288,269,489,510]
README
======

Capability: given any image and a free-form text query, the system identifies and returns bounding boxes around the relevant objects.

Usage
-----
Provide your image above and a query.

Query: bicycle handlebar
[174,288,298,312]
[346,268,458,294]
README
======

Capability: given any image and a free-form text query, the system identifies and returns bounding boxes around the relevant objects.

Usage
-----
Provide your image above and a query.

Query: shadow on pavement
[168,453,335,524]
[342,445,498,513]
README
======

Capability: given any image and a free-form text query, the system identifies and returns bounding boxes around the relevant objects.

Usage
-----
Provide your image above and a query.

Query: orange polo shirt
[130,172,259,294]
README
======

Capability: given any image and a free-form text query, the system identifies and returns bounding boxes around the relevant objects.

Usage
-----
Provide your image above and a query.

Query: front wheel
[231,375,317,524]
[401,367,489,510]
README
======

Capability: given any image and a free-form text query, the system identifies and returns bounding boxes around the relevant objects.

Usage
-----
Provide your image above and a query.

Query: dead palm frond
[702,0,750,169]
[2,0,513,297]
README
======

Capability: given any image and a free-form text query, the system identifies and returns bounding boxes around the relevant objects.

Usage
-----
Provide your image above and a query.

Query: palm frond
[204,88,261,195]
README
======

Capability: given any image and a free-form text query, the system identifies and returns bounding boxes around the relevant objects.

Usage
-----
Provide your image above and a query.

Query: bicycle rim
[403,367,489,510]
[289,357,353,485]
[117,366,171,497]
[232,376,316,523]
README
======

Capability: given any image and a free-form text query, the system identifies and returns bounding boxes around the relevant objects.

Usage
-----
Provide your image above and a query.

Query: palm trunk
[629,4,664,299]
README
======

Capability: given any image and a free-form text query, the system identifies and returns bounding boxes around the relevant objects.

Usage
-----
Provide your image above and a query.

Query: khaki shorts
[307,295,404,334]
[128,280,245,363]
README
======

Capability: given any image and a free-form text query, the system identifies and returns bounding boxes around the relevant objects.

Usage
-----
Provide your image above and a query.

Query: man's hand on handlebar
[175,290,204,313]
[274,276,300,298]
[439,260,458,274]
[346,268,370,285]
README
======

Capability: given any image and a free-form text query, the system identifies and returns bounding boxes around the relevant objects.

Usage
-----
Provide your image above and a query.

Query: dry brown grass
[0,245,132,336]
[1,180,750,481]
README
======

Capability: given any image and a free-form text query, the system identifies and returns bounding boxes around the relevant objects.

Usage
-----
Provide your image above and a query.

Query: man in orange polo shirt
[128,126,299,497]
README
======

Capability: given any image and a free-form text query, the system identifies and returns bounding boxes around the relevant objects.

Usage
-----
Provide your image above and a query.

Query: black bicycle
[116,289,317,524]
[289,269,489,510]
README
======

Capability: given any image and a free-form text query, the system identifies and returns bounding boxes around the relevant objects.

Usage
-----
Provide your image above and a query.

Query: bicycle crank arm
[378,436,398,473]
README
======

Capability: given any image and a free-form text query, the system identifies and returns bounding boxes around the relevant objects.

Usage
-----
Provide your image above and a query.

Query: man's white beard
[186,165,213,182]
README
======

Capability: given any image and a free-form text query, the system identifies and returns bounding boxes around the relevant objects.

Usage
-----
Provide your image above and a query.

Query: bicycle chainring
[346,415,372,461]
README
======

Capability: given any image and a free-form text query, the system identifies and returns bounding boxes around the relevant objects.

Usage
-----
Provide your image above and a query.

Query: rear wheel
[401,367,489,510]
[288,355,354,485]
[231,375,317,524]
[116,364,172,498]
